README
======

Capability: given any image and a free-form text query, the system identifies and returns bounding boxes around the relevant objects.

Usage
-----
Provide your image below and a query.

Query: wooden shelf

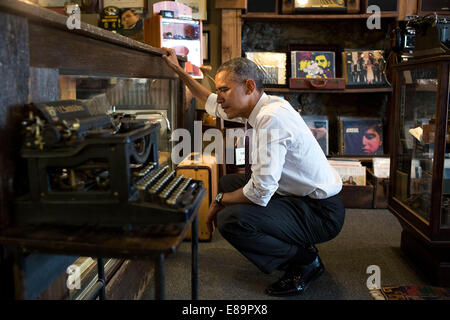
[328,155,390,161]
[242,12,398,21]
[265,87,393,94]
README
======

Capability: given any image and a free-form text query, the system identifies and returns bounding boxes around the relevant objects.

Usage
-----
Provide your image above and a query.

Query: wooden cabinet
[388,55,450,286]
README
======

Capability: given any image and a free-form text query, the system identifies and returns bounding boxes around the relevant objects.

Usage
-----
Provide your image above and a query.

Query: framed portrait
[301,115,329,155]
[339,117,384,156]
[202,30,210,64]
[175,0,207,21]
[245,52,287,87]
[291,51,336,79]
[342,49,390,88]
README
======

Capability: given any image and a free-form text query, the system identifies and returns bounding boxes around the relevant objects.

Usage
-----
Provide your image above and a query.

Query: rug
[370,285,450,300]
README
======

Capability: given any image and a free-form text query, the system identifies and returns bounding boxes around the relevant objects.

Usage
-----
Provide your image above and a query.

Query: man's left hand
[206,202,224,234]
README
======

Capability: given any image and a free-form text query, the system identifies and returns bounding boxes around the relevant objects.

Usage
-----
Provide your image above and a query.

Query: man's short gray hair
[217,57,265,92]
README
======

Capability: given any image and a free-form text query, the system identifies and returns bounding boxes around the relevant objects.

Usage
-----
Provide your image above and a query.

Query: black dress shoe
[266,256,324,297]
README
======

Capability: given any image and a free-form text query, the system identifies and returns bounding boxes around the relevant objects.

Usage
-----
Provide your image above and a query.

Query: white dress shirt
[205,92,342,206]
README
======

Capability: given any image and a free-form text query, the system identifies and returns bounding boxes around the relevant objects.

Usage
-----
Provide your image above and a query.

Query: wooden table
[0,212,198,300]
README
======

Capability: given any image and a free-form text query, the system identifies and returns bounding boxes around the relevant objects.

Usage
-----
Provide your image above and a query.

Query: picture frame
[175,0,207,21]
[342,49,390,88]
[301,115,329,155]
[339,117,384,156]
[202,30,210,64]
[244,52,287,87]
[288,44,341,78]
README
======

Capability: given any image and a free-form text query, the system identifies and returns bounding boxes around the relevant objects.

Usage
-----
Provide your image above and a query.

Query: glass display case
[389,55,450,286]
[58,75,176,168]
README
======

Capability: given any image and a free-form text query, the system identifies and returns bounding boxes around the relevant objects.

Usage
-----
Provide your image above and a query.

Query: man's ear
[244,79,256,95]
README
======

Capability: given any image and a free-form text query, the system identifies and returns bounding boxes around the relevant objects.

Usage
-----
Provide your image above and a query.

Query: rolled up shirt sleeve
[242,115,291,206]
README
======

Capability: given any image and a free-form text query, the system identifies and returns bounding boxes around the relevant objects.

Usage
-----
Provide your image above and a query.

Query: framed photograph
[245,52,287,86]
[342,49,390,88]
[301,115,329,155]
[175,0,207,21]
[339,117,384,156]
[202,30,210,64]
[291,51,336,79]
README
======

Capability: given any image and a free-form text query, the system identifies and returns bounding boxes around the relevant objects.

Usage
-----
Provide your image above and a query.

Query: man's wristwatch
[215,192,224,206]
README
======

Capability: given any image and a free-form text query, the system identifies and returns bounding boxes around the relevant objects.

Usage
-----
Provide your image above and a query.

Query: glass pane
[58,75,175,168]
[443,70,450,227]
[394,67,438,223]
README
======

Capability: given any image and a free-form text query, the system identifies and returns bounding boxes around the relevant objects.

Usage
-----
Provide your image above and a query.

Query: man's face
[315,55,330,69]
[215,71,250,119]
[121,10,140,29]
[362,128,382,154]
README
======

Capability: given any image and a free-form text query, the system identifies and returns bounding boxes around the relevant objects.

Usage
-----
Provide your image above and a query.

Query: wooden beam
[398,0,417,20]
[221,9,242,63]
[215,0,247,9]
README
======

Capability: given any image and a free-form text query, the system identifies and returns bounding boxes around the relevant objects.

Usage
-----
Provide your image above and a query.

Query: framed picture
[202,30,210,64]
[291,51,336,79]
[339,117,384,155]
[301,115,329,155]
[175,0,207,21]
[342,49,390,88]
[245,52,287,86]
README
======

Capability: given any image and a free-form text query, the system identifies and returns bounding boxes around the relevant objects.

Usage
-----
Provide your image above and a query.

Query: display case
[389,55,450,286]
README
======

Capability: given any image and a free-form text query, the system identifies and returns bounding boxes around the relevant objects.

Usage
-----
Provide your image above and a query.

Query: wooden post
[398,0,418,20]
[221,9,242,63]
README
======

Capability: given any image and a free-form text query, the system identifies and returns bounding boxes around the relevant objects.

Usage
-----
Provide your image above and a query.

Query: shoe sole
[266,266,325,297]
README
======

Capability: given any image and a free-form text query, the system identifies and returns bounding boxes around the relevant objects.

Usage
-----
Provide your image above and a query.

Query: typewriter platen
[14,100,205,227]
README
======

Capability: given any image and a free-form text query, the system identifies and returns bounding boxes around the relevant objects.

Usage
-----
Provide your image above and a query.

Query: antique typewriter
[14,100,205,227]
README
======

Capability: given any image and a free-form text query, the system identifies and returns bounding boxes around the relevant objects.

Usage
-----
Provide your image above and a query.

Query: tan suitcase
[176,153,218,241]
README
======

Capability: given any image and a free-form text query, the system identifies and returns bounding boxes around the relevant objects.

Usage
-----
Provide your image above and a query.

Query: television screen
[161,17,203,79]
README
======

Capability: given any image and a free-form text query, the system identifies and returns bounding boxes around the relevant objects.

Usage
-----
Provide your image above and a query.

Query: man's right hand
[162,47,181,72]
[161,47,211,104]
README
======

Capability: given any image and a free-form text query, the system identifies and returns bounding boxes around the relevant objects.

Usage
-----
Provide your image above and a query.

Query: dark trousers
[217,174,345,274]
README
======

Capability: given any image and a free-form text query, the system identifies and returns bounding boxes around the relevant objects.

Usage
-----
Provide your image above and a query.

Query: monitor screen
[161,18,203,79]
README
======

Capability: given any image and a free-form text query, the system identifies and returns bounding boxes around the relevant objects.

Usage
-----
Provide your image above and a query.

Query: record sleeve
[291,51,336,79]
[245,52,287,86]
[302,115,329,155]
[340,117,384,155]
[342,49,390,88]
